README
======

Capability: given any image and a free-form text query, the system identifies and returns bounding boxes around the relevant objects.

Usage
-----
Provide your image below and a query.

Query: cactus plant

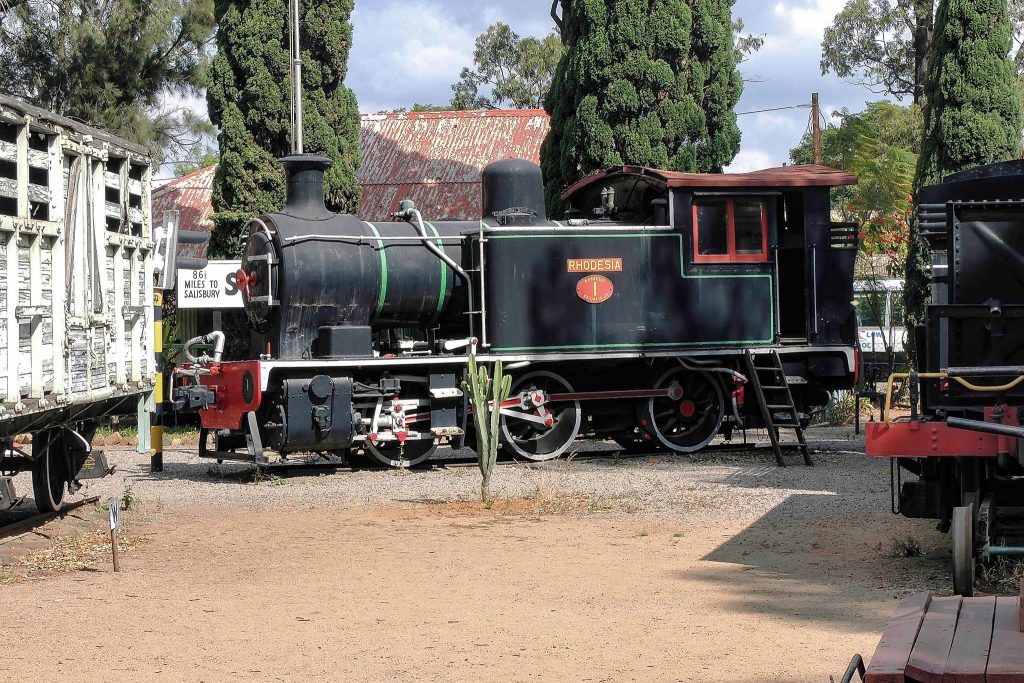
[462,354,512,502]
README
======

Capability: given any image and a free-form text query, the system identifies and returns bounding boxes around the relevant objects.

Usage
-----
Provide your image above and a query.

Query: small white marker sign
[108,497,121,531]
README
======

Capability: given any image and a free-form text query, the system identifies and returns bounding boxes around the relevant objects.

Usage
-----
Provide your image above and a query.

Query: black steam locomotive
[867,160,1024,596]
[174,154,859,467]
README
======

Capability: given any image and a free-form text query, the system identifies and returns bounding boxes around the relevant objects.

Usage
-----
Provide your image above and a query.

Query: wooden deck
[864,583,1024,682]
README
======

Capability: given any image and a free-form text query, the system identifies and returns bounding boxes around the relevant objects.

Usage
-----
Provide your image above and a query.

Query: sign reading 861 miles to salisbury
[177,260,244,309]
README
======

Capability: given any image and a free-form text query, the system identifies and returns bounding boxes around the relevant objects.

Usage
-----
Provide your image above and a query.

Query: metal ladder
[744,350,813,467]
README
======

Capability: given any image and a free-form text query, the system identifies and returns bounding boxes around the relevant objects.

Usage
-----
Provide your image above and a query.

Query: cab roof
[560,164,858,199]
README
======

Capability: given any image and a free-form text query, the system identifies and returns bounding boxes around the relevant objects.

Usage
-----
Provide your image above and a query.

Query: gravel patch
[6,426,889,527]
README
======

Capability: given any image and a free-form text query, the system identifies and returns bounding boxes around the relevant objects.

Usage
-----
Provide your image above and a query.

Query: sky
[163,0,892,180]
[345,0,898,172]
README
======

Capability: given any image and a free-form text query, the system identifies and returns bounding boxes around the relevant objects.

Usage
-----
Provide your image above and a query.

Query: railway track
[0,496,100,543]
[201,440,763,477]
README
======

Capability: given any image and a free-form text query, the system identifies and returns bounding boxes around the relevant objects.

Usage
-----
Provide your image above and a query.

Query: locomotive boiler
[174,154,860,468]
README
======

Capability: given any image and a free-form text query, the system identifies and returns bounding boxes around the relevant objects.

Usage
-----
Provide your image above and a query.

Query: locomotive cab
[554,165,859,388]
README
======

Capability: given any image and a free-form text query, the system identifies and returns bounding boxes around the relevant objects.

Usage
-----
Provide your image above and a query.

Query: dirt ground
[0,430,957,682]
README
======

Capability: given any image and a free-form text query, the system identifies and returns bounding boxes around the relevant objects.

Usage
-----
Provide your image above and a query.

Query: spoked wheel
[365,438,438,468]
[643,368,725,453]
[952,505,975,597]
[363,382,438,468]
[500,371,582,461]
[31,429,70,513]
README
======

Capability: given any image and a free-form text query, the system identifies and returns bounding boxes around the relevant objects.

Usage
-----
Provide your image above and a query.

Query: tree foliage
[792,101,920,274]
[0,0,215,162]
[822,0,1024,103]
[207,0,361,259]
[451,23,563,110]
[732,17,764,65]
[540,0,743,214]
[904,0,1023,333]
[173,144,218,177]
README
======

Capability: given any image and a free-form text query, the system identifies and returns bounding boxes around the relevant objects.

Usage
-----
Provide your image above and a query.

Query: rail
[0,495,100,543]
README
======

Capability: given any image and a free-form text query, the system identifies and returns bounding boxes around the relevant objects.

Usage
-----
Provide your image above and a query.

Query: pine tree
[904,0,1023,334]
[540,0,743,214]
[207,0,361,259]
[0,1,215,162]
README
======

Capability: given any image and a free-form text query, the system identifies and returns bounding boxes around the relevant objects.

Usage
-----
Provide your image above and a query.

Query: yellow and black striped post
[151,289,164,472]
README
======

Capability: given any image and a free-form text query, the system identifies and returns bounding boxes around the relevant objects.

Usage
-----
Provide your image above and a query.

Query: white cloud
[749,111,805,131]
[349,1,476,113]
[726,148,777,173]
[772,0,846,39]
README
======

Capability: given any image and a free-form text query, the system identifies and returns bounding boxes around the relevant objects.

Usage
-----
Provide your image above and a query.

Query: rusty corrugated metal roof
[152,164,216,259]
[562,164,858,199]
[358,109,550,220]
[150,110,553,253]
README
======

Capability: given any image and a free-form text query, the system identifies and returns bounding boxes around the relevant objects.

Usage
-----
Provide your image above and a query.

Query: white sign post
[176,260,244,309]
[108,497,121,572]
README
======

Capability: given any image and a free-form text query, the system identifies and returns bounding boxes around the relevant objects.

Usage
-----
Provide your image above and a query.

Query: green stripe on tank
[365,222,387,320]
[425,221,448,323]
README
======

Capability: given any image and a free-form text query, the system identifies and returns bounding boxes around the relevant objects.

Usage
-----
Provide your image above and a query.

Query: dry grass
[526,471,638,515]
[978,558,1024,594]
[877,535,923,559]
[0,527,139,584]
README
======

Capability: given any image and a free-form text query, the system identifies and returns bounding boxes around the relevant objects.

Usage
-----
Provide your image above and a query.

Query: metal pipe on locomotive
[172,153,861,468]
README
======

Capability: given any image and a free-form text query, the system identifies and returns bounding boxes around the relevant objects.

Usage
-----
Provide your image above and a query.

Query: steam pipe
[184,332,226,365]
[396,206,476,339]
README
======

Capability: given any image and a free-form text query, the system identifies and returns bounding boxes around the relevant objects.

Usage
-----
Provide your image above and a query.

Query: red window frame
[691,198,770,264]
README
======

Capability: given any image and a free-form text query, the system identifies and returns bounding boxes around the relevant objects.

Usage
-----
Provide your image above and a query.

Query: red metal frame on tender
[195,361,263,430]
[691,198,769,264]
[865,408,1020,458]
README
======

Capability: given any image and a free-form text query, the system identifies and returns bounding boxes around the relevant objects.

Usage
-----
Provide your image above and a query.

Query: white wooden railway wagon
[0,95,155,513]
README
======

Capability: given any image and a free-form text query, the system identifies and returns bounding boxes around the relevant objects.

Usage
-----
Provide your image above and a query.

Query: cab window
[692,198,769,263]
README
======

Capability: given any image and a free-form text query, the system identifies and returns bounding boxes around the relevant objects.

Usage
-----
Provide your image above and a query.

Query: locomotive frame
[173,156,860,468]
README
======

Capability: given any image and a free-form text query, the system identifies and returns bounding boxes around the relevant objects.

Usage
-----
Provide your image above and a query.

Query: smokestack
[280,154,333,220]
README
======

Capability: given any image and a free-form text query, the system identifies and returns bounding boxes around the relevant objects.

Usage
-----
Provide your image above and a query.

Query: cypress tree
[540,0,742,214]
[904,0,1023,335]
[207,0,361,259]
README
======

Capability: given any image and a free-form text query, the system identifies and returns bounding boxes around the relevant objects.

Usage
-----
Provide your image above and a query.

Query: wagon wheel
[643,368,724,453]
[952,505,975,597]
[31,429,69,513]
[500,371,582,461]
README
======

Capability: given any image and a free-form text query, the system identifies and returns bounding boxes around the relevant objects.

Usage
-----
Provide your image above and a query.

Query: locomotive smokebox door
[277,376,354,452]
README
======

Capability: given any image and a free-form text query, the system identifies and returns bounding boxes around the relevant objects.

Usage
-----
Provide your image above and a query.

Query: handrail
[836,654,866,683]
[883,371,1024,425]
